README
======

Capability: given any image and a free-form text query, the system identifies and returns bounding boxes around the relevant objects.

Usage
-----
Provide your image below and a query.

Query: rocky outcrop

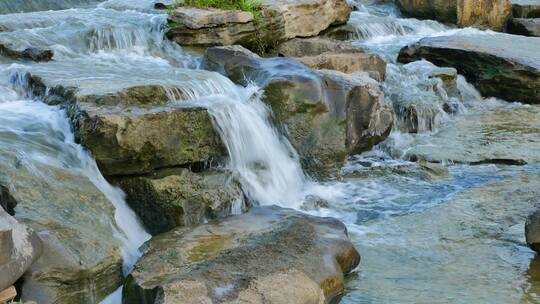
[398,34,540,104]
[166,0,350,52]
[457,0,511,30]
[18,72,226,176]
[277,37,387,79]
[507,18,540,36]
[123,206,360,304]
[202,45,393,177]
[112,168,244,235]
[0,208,42,292]
[512,0,540,18]
[396,0,457,22]
[0,165,125,303]
[69,102,224,176]
[396,0,511,30]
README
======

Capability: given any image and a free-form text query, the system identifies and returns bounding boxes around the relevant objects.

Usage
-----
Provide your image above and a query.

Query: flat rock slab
[512,0,540,17]
[398,34,540,104]
[404,105,540,164]
[507,17,540,36]
[123,206,360,304]
[170,8,253,29]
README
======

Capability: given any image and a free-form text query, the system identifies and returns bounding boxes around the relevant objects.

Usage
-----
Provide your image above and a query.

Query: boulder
[166,0,350,52]
[0,208,42,292]
[457,0,512,30]
[277,37,387,78]
[123,206,360,304]
[512,0,540,18]
[398,34,540,104]
[396,0,511,30]
[202,45,393,177]
[19,72,226,176]
[526,207,540,252]
[507,18,540,36]
[69,102,225,176]
[111,168,245,235]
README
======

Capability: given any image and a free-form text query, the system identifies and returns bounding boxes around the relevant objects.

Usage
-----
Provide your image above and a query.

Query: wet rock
[69,102,225,176]
[202,45,393,177]
[112,168,245,235]
[398,34,540,104]
[512,0,540,18]
[457,0,511,30]
[396,0,511,30]
[0,44,53,62]
[166,0,350,52]
[396,0,457,23]
[3,166,126,304]
[403,105,540,164]
[123,206,360,304]
[342,161,449,180]
[277,37,387,78]
[526,207,540,252]
[0,208,42,292]
[19,73,226,176]
[507,18,540,36]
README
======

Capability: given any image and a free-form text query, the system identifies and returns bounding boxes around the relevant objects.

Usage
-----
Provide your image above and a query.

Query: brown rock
[457,0,512,31]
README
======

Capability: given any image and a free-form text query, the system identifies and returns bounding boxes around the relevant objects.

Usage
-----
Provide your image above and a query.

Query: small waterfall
[170,76,307,208]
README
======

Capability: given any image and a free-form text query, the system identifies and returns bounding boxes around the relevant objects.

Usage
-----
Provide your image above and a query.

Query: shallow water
[0,0,539,303]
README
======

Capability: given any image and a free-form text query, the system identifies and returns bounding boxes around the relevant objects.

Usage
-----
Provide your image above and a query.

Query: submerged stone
[123,206,360,304]
[112,168,245,235]
[403,105,540,164]
[398,34,540,104]
[202,45,393,177]
[0,44,53,62]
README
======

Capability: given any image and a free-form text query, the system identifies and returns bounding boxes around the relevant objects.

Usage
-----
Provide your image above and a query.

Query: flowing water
[0,0,539,303]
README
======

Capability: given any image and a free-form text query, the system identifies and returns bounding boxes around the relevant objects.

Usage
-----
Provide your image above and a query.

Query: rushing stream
[1,0,539,303]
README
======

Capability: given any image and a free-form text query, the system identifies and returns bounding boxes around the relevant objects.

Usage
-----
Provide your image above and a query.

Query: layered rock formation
[507,18,540,36]
[123,206,360,304]
[398,34,540,104]
[396,0,511,31]
[203,45,393,177]
[166,0,351,52]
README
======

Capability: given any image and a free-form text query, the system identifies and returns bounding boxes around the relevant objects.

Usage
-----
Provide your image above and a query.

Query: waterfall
[170,76,307,208]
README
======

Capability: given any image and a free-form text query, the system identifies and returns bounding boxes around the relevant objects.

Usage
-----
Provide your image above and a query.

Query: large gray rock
[0,208,42,292]
[398,34,540,104]
[277,37,387,79]
[512,0,540,17]
[166,0,350,52]
[202,45,393,177]
[507,17,540,36]
[123,206,360,304]
[112,168,245,235]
